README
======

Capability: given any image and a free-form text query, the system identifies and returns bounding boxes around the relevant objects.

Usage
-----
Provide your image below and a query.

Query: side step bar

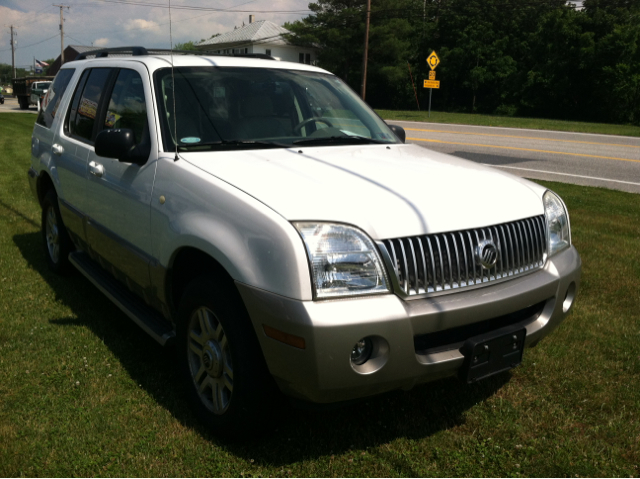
[69,252,176,346]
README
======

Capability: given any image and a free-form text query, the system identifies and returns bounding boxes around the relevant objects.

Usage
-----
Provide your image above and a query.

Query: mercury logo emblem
[475,239,498,270]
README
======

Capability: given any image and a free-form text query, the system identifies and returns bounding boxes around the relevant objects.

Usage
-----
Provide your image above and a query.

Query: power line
[64,34,86,45]
[0,33,60,53]
[75,0,311,14]
[65,0,261,38]
[10,4,56,28]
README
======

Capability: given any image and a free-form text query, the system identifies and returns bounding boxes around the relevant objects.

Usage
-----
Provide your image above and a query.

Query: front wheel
[41,189,74,275]
[177,275,278,437]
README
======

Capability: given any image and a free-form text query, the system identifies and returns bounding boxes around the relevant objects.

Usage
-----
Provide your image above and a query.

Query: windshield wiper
[177,139,289,151]
[292,136,387,146]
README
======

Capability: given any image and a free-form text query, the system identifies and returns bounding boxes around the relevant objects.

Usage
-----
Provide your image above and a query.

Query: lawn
[377,110,640,138]
[0,113,638,476]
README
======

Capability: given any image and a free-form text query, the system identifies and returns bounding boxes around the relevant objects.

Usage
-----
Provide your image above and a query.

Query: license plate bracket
[460,327,526,383]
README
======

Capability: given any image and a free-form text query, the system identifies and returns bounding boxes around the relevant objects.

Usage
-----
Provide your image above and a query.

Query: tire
[176,275,278,437]
[41,189,74,275]
[19,96,28,109]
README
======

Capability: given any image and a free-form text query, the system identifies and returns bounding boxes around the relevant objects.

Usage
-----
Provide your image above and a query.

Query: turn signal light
[263,325,306,349]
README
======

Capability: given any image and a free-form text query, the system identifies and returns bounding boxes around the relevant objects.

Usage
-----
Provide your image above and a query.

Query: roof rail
[74,46,276,61]
[76,46,148,60]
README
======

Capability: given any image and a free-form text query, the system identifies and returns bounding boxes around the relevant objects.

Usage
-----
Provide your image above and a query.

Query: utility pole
[360,0,371,101]
[53,4,70,65]
[10,25,17,78]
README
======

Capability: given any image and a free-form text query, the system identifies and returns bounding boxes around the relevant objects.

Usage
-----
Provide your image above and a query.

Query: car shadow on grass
[14,230,511,467]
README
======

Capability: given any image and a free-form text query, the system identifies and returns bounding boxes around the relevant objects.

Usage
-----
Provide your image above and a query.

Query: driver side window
[103,69,149,145]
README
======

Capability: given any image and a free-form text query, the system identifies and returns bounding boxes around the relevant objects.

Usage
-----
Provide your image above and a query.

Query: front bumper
[237,245,581,404]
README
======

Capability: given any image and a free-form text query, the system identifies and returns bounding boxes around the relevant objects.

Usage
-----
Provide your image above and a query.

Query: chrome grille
[382,216,547,296]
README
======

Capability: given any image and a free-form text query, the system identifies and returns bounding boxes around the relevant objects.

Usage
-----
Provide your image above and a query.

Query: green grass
[377,110,640,137]
[1,113,639,476]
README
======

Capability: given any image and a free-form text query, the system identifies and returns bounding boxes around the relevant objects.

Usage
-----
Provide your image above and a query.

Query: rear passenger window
[67,68,113,144]
[103,69,148,144]
[36,69,75,129]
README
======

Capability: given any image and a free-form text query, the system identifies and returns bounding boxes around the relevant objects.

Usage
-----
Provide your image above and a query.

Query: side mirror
[95,129,148,164]
[387,124,406,143]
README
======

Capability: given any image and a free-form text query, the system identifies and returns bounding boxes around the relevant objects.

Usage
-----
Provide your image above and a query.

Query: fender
[150,156,313,301]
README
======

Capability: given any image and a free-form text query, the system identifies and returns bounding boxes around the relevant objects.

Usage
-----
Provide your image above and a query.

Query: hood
[184,143,546,240]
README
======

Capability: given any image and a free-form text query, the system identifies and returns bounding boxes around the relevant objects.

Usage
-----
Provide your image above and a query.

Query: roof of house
[197,20,291,48]
[69,45,102,54]
[49,45,103,76]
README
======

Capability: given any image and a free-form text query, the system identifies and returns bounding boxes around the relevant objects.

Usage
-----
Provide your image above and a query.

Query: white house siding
[252,45,316,64]
[208,44,316,65]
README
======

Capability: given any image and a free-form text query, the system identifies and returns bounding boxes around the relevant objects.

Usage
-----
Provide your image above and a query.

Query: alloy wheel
[45,206,60,264]
[187,307,234,414]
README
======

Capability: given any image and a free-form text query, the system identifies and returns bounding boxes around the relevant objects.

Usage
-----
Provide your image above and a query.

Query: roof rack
[75,46,276,61]
[75,46,148,60]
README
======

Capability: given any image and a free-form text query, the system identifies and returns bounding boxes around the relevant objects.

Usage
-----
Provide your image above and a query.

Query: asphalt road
[392,120,640,194]
[3,99,639,193]
[0,96,38,114]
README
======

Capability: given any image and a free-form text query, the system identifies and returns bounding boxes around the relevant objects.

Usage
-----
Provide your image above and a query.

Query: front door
[67,64,157,295]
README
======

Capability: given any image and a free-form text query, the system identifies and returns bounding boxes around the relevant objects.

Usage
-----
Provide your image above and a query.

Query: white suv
[28,47,581,435]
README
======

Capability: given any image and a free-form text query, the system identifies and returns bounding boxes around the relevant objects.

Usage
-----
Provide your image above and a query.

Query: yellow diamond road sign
[427,51,440,70]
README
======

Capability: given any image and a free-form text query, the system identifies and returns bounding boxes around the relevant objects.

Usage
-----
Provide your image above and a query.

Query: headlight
[293,222,390,299]
[543,190,571,257]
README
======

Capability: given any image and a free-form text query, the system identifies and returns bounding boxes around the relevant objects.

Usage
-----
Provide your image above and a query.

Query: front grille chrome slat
[459,232,469,286]
[416,237,428,295]
[426,237,437,293]
[382,216,547,297]
[408,238,419,295]
[499,225,509,275]
[398,239,409,293]
[466,231,477,284]
[451,233,461,287]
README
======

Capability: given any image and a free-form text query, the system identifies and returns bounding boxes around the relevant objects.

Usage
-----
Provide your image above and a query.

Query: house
[48,45,101,76]
[196,16,317,64]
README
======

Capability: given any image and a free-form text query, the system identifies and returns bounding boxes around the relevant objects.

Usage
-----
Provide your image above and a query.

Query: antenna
[168,0,179,161]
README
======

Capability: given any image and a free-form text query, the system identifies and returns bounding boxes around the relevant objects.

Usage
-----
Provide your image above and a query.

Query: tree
[174,41,198,51]
[0,63,30,85]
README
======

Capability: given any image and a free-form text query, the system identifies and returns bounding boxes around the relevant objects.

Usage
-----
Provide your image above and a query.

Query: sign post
[425,51,441,118]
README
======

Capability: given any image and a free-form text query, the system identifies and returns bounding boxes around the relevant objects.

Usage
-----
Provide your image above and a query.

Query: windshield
[35,82,51,90]
[154,67,399,151]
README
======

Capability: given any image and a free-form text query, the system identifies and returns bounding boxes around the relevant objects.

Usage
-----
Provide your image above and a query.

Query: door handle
[52,144,64,156]
[89,161,104,178]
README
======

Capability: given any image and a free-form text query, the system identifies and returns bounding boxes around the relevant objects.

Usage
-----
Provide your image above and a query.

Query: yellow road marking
[406,137,640,164]
[405,128,640,149]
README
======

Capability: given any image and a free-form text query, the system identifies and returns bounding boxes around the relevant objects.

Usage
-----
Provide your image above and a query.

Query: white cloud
[0,1,311,66]
[124,19,161,33]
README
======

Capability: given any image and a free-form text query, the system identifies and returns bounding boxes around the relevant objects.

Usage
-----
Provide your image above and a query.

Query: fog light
[351,337,373,365]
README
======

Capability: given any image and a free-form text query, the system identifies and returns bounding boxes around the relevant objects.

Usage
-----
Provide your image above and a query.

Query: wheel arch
[36,170,56,207]
[167,246,241,318]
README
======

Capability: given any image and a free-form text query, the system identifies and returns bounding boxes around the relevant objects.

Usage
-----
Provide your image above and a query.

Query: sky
[0,0,312,70]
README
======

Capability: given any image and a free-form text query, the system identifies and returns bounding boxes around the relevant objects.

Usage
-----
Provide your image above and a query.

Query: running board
[69,252,175,346]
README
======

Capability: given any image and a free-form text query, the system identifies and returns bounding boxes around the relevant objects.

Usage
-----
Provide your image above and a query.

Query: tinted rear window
[36,69,75,129]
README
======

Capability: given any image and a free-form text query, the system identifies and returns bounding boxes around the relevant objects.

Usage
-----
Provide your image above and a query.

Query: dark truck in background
[12,76,53,110]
